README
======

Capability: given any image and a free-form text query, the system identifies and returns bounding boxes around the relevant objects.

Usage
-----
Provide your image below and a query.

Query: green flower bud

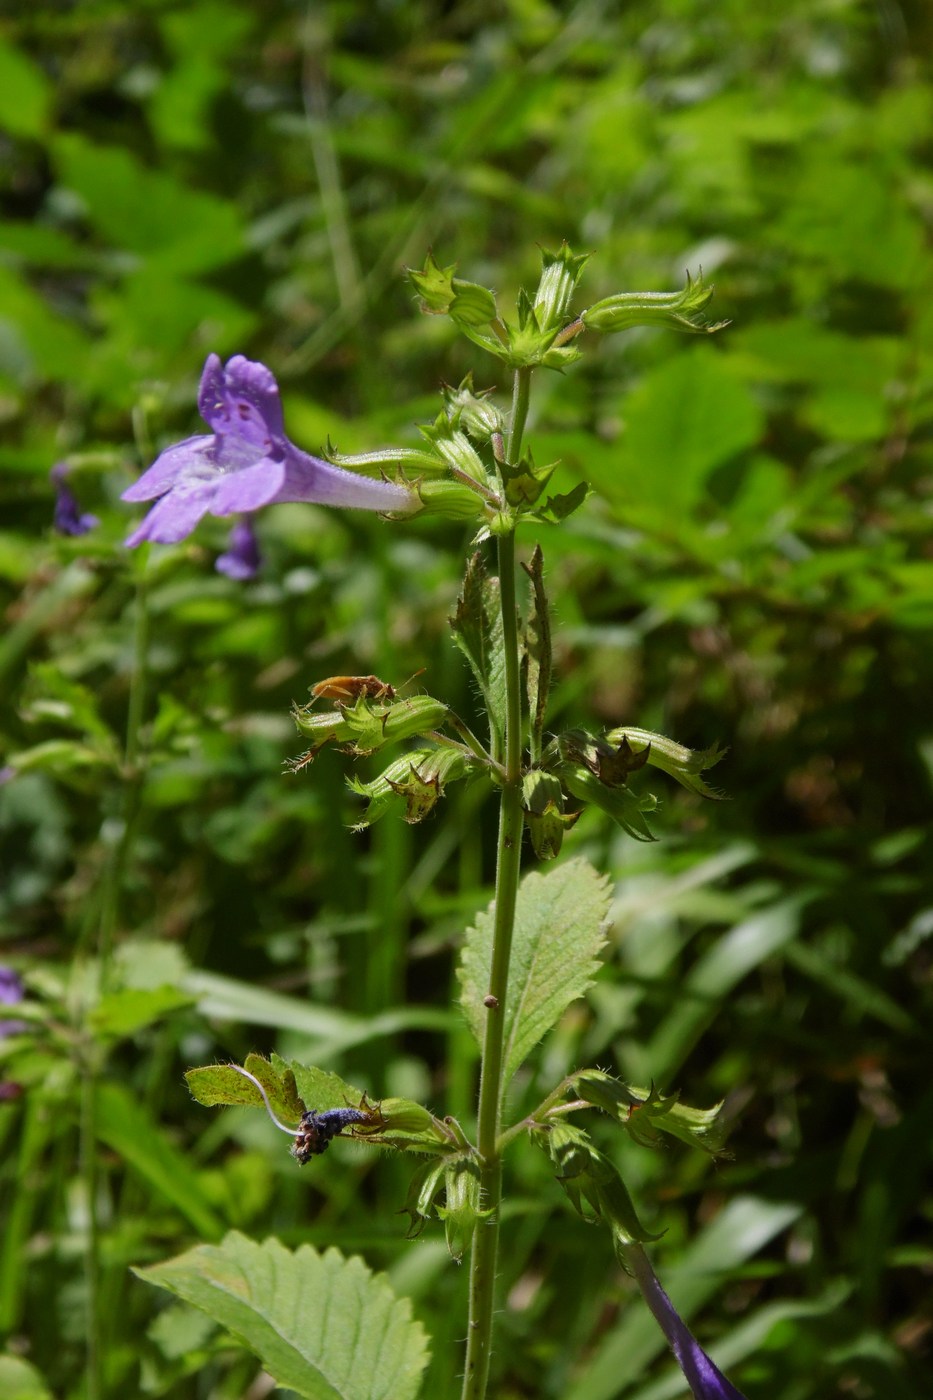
[521,770,579,860]
[417,476,497,520]
[324,439,446,477]
[442,376,504,443]
[399,1159,448,1237]
[533,243,590,334]
[407,252,498,326]
[545,1123,662,1245]
[290,705,356,743]
[348,745,479,828]
[437,1157,491,1262]
[581,269,728,335]
[574,1070,730,1155]
[339,695,450,756]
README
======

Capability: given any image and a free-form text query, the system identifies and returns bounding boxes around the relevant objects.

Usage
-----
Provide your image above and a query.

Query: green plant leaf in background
[605,349,763,516]
[135,1232,430,1400]
[52,133,244,275]
[0,40,51,140]
[0,1355,53,1400]
[459,855,611,1084]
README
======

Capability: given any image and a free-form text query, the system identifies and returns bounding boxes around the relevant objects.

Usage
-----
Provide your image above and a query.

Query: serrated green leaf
[458,856,611,1083]
[534,479,590,524]
[280,1061,367,1116]
[135,1232,430,1400]
[186,1056,305,1125]
[449,551,508,758]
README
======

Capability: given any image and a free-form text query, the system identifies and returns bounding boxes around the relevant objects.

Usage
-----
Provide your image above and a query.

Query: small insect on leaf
[309,669,425,706]
[311,674,396,704]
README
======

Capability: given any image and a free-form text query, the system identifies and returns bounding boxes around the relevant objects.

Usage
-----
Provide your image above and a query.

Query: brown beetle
[310,674,396,704]
[309,669,424,706]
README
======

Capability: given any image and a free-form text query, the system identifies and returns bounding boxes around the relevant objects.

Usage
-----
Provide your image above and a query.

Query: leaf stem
[461,368,531,1400]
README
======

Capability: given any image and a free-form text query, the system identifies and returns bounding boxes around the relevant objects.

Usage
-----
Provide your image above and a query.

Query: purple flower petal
[627,1245,748,1400]
[122,436,216,502]
[0,967,27,1038]
[216,519,262,580]
[51,464,98,537]
[0,968,24,1005]
[198,354,285,449]
[210,457,286,516]
[125,479,217,546]
[122,354,417,548]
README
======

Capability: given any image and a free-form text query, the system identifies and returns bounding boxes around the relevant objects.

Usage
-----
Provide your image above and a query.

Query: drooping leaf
[521,544,552,760]
[449,551,508,757]
[135,1232,430,1400]
[458,856,611,1083]
[186,1056,306,1131]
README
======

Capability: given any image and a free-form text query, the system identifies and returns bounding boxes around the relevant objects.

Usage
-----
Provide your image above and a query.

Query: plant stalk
[461,367,531,1400]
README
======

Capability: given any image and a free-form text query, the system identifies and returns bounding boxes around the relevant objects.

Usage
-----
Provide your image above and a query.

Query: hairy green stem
[461,367,531,1400]
[80,555,150,1400]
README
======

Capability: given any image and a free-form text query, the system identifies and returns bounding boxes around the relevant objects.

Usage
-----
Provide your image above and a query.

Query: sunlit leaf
[136,1232,430,1400]
[459,856,610,1082]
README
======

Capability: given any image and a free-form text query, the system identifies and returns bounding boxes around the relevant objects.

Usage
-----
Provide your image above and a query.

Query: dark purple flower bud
[51,463,99,537]
[216,519,262,580]
[626,1244,748,1400]
[0,966,27,1038]
[122,355,416,547]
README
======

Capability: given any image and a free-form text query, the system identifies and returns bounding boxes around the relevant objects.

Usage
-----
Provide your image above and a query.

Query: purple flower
[122,355,416,546]
[216,518,261,580]
[51,463,99,537]
[626,1244,748,1400]
[0,966,27,1039]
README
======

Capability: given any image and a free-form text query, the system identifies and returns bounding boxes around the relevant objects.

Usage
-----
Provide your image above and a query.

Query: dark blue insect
[292,1107,372,1164]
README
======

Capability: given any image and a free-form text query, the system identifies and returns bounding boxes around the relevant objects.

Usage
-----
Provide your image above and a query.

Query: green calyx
[348,745,482,828]
[291,693,450,762]
[543,1122,662,1246]
[573,1070,731,1156]
[521,770,579,861]
[581,268,729,335]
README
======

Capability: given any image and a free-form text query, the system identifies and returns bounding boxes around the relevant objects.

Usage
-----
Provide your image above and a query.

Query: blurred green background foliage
[0,1,931,1396]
